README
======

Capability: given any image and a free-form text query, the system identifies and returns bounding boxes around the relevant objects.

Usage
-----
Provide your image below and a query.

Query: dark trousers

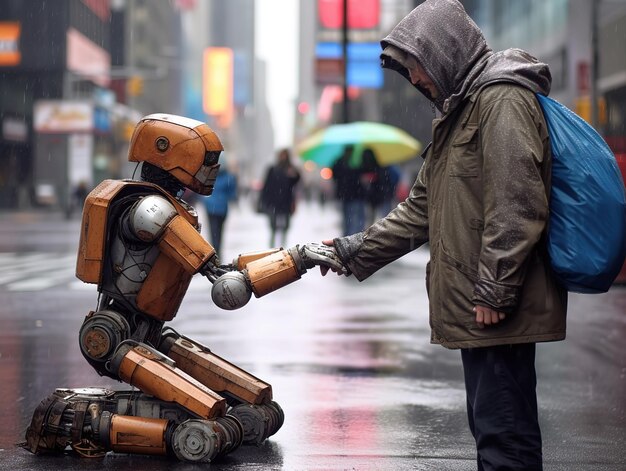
[268,211,291,247]
[461,343,542,471]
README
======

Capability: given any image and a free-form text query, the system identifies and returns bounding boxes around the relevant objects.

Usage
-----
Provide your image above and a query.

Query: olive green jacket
[338,83,567,348]
[334,0,567,348]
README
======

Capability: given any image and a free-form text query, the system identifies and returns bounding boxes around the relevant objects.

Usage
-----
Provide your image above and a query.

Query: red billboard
[318,0,380,29]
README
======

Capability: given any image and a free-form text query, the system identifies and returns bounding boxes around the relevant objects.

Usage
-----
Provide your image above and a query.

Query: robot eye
[204,151,221,166]
[155,136,170,152]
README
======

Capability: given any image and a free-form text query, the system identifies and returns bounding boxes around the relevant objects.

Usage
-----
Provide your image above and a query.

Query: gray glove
[298,243,348,275]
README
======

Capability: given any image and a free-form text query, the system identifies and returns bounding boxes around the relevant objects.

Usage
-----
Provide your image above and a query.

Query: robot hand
[297,243,348,275]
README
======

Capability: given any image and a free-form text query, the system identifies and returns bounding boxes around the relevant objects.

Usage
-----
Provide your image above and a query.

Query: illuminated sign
[0,23,21,66]
[315,42,383,88]
[318,0,380,29]
[203,47,234,126]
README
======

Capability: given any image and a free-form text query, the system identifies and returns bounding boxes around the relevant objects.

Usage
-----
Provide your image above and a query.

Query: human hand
[319,239,336,276]
[473,305,506,329]
[299,242,348,276]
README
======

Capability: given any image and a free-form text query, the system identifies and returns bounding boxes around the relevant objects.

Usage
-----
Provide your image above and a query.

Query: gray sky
[256,0,300,149]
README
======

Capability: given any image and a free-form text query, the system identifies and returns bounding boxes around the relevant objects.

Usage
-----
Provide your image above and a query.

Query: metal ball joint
[211,272,252,310]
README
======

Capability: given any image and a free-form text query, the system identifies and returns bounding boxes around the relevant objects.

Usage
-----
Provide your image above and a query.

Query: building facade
[0,0,184,212]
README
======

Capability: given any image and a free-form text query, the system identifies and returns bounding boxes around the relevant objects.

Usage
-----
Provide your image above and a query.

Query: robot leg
[108,340,227,419]
[23,388,243,462]
[159,328,285,445]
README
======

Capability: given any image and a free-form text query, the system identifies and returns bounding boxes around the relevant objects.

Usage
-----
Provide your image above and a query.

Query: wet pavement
[0,198,624,470]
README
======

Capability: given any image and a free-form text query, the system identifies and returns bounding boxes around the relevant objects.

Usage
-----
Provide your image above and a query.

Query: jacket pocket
[440,242,478,282]
[448,126,479,177]
[436,244,478,329]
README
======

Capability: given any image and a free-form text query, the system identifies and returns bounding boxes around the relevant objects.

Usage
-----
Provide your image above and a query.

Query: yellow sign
[203,47,233,126]
[127,76,144,97]
[0,22,21,66]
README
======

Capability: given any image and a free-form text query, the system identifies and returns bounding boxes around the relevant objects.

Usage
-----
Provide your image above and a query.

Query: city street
[0,198,624,470]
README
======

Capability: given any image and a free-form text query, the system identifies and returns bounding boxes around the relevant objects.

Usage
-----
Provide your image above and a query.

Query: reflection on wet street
[0,202,625,470]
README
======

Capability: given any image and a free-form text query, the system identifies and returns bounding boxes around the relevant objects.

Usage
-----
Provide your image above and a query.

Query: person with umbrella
[331,146,376,236]
[298,121,421,169]
[315,0,566,469]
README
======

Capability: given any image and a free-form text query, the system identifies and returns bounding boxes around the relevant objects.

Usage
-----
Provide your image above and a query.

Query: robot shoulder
[128,194,178,242]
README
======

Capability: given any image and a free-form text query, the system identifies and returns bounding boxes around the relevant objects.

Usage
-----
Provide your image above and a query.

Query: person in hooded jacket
[320,1,567,469]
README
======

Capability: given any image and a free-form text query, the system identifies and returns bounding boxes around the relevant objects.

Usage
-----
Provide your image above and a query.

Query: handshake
[208,242,349,310]
[298,241,348,276]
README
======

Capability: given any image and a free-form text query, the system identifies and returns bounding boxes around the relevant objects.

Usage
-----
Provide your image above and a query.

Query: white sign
[68,133,93,187]
[34,100,93,133]
[2,117,27,141]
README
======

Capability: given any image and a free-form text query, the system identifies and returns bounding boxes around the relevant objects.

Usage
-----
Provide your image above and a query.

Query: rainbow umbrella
[297,121,421,167]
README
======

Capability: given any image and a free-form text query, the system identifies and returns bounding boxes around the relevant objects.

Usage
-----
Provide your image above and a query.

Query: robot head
[128,114,223,195]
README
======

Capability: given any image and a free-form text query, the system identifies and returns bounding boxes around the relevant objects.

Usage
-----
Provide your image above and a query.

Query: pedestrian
[259,148,301,247]
[359,148,382,227]
[320,1,567,469]
[66,180,89,219]
[332,146,367,236]
[364,160,401,225]
[202,164,237,258]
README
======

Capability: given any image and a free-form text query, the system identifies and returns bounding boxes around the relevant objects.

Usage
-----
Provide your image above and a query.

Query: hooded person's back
[380,0,551,114]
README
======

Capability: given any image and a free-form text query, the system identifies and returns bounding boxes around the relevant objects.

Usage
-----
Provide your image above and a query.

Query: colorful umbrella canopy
[297,121,422,167]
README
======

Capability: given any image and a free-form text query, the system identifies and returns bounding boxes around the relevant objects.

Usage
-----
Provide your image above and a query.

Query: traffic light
[127,76,144,97]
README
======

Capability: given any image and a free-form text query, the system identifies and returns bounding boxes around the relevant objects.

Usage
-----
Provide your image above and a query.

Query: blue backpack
[536,94,626,293]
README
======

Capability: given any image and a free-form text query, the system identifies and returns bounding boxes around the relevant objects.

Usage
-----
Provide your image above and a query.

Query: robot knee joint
[79,310,131,376]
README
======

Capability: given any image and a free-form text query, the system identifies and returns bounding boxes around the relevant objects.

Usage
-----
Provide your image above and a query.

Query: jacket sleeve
[472,88,549,312]
[334,162,430,281]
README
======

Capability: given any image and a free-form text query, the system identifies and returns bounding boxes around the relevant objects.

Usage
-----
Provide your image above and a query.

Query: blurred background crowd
[0,0,624,253]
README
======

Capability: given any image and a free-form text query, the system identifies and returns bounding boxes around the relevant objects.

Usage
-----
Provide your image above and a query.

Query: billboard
[0,23,21,66]
[318,0,380,29]
[34,100,94,134]
[203,47,234,126]
[315,42,383,88]
[315,0,382,88]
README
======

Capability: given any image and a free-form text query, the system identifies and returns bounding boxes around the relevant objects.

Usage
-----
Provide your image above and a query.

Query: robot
[23,114,345,462]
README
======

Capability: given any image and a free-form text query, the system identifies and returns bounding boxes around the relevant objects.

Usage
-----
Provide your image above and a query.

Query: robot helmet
[128,113,223,195]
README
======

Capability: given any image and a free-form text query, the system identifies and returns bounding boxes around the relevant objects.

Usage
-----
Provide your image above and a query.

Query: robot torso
[77,179,212,321]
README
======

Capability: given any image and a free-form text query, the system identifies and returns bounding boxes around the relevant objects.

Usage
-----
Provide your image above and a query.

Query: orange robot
[24,114,345,462]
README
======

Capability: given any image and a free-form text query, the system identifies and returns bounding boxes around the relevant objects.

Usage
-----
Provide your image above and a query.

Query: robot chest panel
[108,235,160,296]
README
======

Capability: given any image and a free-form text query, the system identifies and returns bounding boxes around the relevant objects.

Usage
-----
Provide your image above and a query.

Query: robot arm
[127,196,346,311]
[127,194,219,274]
[209,243,347,310]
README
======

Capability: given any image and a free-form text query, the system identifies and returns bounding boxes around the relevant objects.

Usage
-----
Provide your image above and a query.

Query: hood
[380,0,551,114]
